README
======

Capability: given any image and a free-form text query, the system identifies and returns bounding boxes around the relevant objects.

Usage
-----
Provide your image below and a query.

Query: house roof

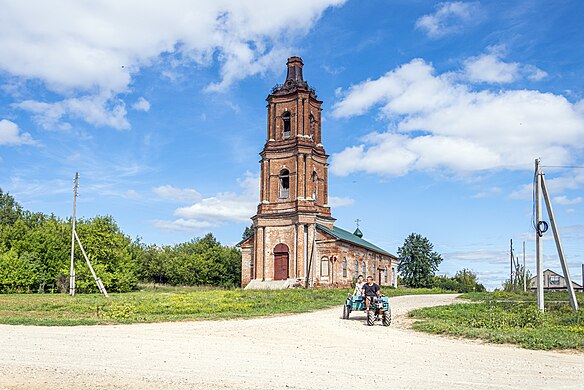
[529,268,583,288]
[317,224,395,257]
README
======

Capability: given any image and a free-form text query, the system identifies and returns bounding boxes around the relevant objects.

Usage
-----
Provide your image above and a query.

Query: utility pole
[535,159,544,311]
[510,239,514,283]
[69,172,79,296]
[523,241,526,292]
[540,171,578,312]
[69,172,109,298]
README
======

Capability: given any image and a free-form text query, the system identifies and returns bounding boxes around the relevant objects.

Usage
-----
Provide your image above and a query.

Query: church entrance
[274,243,289,280]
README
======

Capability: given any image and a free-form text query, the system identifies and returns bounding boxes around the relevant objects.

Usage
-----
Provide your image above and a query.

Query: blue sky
[1,0,583,289]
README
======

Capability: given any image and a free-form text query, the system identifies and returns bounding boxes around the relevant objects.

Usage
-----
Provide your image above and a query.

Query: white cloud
[132,97,151,112]
[415,1,482,39]
[510,170,584,200]
[331,58,584,176]
[15,93,129,130]
[152,185,201,202]
[0,0,346,127]
[464,53,519,83]
[328,196,354,207]
[152,218,214,232]
[463,46,547,84]
[473,186,502,198]
[155,172,258,231]
[0,119,36,145]
[554,195,582,205]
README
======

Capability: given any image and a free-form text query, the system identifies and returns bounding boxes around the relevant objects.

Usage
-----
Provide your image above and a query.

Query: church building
[239,57,398,289]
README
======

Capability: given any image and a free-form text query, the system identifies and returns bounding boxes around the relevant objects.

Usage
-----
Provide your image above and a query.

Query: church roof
[317,224,395,258]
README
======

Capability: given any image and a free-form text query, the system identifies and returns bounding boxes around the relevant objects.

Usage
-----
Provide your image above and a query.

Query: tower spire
[286,56,304,83]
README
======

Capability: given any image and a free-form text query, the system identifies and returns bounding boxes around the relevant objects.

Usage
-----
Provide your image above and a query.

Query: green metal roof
[317,224,395,257]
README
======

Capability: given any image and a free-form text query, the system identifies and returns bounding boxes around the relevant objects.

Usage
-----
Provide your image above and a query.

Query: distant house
[529,269,583,292]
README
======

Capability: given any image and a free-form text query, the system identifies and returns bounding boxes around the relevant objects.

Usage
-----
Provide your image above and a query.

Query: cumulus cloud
[155,172,259,231]
[0,119,36,145]
[415,1,482,38]
[152,185,201,202]
[0,0,346,127]
[132,97,151,112]
[14,93,129,130]
[463,46,547,84]
[328,195,354,207]
[553,195,582,205]
[331,58,584,176]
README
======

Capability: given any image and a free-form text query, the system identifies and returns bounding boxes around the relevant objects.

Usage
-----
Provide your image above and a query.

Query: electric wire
[540,165,584,169]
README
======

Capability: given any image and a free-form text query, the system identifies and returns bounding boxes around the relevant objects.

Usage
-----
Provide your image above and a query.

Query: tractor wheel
[367,310,375,326]
[342,304,350,319]
[382,309,391,327]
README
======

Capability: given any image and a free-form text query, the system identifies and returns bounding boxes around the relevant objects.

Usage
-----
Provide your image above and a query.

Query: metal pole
[540,174,578,312]
[69,172,78,296]
[535,159,544,312]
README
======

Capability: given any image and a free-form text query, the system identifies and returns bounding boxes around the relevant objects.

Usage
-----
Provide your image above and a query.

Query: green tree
[242,224,254,241]
[454,268,486,292]
[397,233,442,288]
[0,189,23,226]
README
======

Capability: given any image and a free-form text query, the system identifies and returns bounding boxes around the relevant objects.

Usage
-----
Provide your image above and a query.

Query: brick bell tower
[240,56,335,287]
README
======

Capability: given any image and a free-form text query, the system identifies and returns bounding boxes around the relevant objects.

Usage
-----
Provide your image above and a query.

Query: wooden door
[274,244,289,280]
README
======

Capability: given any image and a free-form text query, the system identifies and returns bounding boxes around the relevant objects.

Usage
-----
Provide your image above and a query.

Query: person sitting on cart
[362,276,381,311]
[353,275,365,299]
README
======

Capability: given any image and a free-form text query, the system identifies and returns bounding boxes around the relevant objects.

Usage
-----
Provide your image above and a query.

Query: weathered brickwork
[240,57,398,288]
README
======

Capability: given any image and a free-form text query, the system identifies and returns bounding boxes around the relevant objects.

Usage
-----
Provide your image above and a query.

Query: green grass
[409,291,584,350]
[0,284,447,326]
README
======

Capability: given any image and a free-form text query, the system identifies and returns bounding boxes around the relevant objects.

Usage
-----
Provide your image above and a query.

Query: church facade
[239,57,397,289]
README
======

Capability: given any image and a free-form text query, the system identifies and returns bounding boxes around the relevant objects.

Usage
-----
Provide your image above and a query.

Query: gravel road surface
[1,293,582,389]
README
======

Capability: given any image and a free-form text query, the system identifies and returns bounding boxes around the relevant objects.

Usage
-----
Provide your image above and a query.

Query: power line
[540,165,584,169]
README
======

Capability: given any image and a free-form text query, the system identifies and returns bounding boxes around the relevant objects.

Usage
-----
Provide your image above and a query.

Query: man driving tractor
[362,275,381,312]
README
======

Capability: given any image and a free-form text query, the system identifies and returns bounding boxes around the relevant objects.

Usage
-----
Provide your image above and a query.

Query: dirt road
[1,294,582,389]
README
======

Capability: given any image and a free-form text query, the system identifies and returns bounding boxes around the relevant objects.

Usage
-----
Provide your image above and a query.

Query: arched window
[279,169,289,198]
[355,261,359,277]
[361,261,366,276]
[311,171,318,200]
[282,111,291,137]
[320,256,329,277]
[384,267,388,284]
[371,263,376,280]
[342,257,347,278]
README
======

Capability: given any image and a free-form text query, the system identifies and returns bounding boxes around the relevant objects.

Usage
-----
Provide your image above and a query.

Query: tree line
[0,189,241,293]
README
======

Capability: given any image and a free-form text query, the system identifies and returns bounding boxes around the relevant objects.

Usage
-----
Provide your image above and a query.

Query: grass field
[0,284,448,326]
[409,291,584,350]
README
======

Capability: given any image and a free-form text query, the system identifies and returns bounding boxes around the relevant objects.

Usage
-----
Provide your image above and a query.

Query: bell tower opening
[282,111,291,138]
[279,169,290,199]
